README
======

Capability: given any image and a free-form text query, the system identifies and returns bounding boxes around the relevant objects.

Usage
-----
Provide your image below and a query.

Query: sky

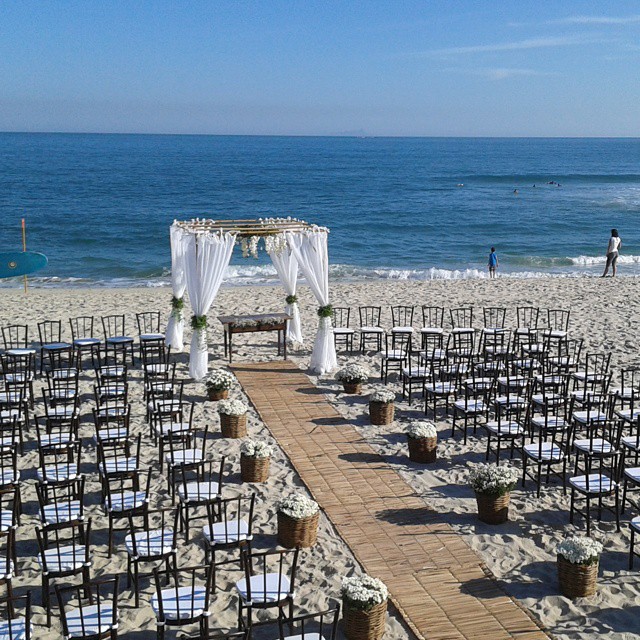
[1,0,639,137]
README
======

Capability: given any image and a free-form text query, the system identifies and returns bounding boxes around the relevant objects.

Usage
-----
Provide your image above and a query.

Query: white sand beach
[0,275,639,639]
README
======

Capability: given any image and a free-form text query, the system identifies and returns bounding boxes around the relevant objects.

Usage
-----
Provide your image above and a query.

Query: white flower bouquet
[341,574,388,611]
[217,399,248,416]
[205,369,235,391]
[405,421,437,440]
[240,439,272,458]
[336,364,369,384]
[369,388,395,404]
[557,537,603,566]
[277,493,320,520]
[469,463,519,497]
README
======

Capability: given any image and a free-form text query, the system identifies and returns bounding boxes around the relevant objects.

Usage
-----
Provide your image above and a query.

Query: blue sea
[0,133,639,287]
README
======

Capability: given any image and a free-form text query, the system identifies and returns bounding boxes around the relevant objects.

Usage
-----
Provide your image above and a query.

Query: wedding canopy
[165,217,337,379]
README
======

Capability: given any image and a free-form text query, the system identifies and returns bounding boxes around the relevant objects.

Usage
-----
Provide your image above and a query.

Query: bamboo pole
[21,218,27,294]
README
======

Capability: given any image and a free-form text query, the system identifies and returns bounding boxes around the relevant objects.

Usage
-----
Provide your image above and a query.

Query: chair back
[1,325,29,351]
[127,507,179,558]
[483,307,506,329]
[205,493,256,545]
[98,434,142,477]
[56,577,118,640]
[240,547,299,604]
[36,517,91,573]
[101,314,126,339]
[0,592,31,640]
[279,606,341,640]
[386,331,411,355]
[516,306,539,329]
[137,311,161,335]
[450,307,473,330]
[180,458,226,500]
[69,316,96,341]
[358,306,381,328]
[38,320,64,346]
[331,307,351,329]
[391,305,414,328]
[36,476,85,526]
[547,309,570,332]
[152,563,214,623]
[421,306,444,328]
[0,445,18,490]
[104,468,151,512]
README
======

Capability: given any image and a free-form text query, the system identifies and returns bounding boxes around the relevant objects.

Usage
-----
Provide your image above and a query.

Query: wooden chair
[0,592,32,640]
[420,306,445,350]
[69,315,102,370]
[101,314,135,366]
[37,320,73,376]
[358,307,384,353]
[137,311,165,348]
[331,307,354,352]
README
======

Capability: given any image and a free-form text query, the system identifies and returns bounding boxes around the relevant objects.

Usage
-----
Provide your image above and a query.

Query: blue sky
[1,0,639,136]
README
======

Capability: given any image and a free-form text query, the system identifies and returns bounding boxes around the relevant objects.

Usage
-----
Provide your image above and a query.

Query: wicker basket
[343,382,363,394]
[408,436,437,463]
[369,401,394,425]
[557,555,598,598]
[240,454,270,483]
[220,413,247,438]
[277,510,320,548]
[207,388,229,401]
[475,491,511,525]
[342,598,387,640]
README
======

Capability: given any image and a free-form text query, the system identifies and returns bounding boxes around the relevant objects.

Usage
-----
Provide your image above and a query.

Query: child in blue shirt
[488,247,498,278]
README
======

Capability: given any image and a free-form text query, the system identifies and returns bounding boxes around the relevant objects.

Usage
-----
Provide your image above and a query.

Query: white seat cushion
[6,348,36,356]
[106,336,133,344]
[125,528,175,558]
[37,463,78,483]
[631,515,640,532]
[615,409,640,423]
[94,427,128,443]
[569,474,615,494]
[282,634,324,640]
[572,410,607,425]
[622,435,640,452]
[523,442,563,461]
[166,450,203,466]
[106,491,147,513]
[101,457,138,475]
[73,337,100,347]
[42,342,72,350]
[178,481,220,502]
[140,333,164,341]
[203,519,250,545]
[236,572,292,603]
[151,585,208,620]
[530,415,567,430]
[145,363,169,375]
[39,432,74,449]
[66,604,115,638]
[454,399,485,413]
[420,327,444,334]
[515,327,536,335]
[541,330,568,339]
[482,327,505,335]
[391,326,414,333]
[0,470,19,486]
[425,382,455,394]
[574,438,614,455]
[153,422,191,437]
[401,367,427,378]
[333,328,354,335]
[42,500,82,525]
[100,366,125,377]
[360,326,384,333]
[95,406,127,418]
[40,544,87,572]
[624,467,640,484]
[0,616,29,640]
[485,421,523,436]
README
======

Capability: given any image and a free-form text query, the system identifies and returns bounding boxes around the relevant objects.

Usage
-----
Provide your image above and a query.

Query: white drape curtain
[165,223,188,351]
[286,230,337,374]
[267,243,303,345]
[184,231,236,380]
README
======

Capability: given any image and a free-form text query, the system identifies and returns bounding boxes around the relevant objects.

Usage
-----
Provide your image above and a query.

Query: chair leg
[630,528,635,570]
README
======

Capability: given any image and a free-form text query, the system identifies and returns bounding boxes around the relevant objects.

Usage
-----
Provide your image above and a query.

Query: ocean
[0,133,639,287]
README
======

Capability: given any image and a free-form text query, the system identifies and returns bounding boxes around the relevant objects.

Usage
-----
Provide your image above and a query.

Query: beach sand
[0,275,639,639]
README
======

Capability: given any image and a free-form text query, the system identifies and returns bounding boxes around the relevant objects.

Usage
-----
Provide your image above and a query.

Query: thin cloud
[552,15,640,25]
[480,68,557,81]
[424,35,597,56]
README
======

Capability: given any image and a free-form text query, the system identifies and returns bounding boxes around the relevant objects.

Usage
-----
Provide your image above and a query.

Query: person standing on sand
[601,228,621,277]
[488,247,499,279]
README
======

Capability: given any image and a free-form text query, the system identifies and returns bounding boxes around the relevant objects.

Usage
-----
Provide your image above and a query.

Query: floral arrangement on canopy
[166,217,337,379]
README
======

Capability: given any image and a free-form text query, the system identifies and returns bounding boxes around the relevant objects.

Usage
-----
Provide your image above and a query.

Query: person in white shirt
[601,228,622,277]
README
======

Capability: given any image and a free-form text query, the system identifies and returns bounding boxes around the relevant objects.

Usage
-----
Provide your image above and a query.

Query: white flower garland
[406,421,437,439]
[469,463,519,496]
[335,364,369,384]
[277,493,320,520]
[341,575,388,611]
[240,439,272,458]
[205,369,235,391]
[370,388,395,403]
[217,399,248,416]
[557,536,603,565]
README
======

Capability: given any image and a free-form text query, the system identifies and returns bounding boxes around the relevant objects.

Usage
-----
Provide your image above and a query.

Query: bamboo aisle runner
[233,362,551,640]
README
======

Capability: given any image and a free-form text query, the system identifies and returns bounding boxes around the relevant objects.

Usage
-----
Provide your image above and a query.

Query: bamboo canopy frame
[173,217,329,237]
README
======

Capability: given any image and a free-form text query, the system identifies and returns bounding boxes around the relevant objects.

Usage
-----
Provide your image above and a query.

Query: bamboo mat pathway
[233,361,550,640]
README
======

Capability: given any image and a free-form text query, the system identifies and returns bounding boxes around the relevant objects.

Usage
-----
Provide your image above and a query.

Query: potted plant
[240,439,272,483]
[277,493,320,549]
[556,536,602,598]
[204,369,235,401]
[218,399,248,438]
[468,463,520,524]
[336,364,369,394]
[341,574,388,640]
[405,421,438,463]
[368,388,395,425]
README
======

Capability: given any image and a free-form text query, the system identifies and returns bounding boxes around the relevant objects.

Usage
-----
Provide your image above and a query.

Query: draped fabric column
[184,230,236,380]
[286,230,337,374]
[267,239,303,345]
[165,223,188,351]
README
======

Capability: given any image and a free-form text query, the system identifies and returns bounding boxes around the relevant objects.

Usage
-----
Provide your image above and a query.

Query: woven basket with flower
[205,369,235,401]
[277,494,320,548]
[368,388,395,425]
[341,574,388,640]
[556,536,602,598]
[469,463,519,524]
[240,439,272,483]
[405,421,438,463]
[218,399,248,438]
[336,364,369,394]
